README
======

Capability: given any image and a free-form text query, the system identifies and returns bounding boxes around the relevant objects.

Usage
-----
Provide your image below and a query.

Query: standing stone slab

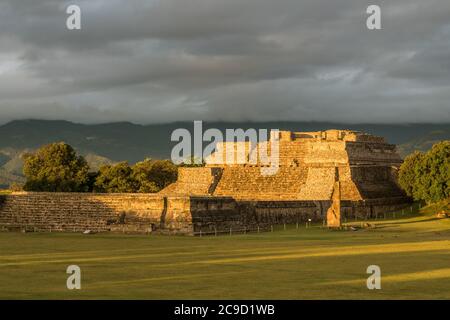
[327,181,341,228]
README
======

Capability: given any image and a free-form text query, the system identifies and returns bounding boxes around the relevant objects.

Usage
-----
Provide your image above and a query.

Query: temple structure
[161,129,405,202]
[158,129,410,232]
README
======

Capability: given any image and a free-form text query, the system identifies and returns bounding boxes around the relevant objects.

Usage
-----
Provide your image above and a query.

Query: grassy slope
[0,204,449,300]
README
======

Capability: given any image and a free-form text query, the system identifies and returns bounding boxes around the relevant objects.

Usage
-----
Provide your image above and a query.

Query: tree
[415,141,450,203]
[132,159,159,193]
[398,141,450,203]
[398,151,424,198]
[133,159,178,192]
[94,162,137,193]
[23,142,90,192]
[86,171,99,192]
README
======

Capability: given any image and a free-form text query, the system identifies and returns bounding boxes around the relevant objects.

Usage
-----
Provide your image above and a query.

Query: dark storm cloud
[0,0,449,123]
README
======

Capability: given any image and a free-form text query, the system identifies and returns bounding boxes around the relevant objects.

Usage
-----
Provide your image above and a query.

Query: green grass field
[1,203,449,299]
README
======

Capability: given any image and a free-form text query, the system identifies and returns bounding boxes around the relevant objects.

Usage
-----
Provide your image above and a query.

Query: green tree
[23,142,90,192]
[399,141,450,203]
[415,141,450,203]
[398,151,424,198]
[94,162,137,193]
[133,159,178,192]
[132,159,159,193]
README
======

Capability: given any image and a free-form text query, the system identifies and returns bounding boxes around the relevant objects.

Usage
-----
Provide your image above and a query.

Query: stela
[174,304,208,318]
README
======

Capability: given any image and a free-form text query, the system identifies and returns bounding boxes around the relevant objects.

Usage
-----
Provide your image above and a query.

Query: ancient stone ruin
[0,129,410,235]
[162,129,406,200]
[161,129,410,232]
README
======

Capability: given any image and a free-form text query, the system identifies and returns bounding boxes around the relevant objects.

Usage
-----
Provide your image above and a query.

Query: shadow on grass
[2,238,449,268]
[320,268,450,287]
[376,216,441,227]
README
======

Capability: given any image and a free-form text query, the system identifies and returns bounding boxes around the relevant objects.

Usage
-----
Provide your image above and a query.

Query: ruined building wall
[0,192,166,233]
[0,192,265,235]
[169,158,403,202]
[191,197,410,234]
[0,193,215,234]
[345,142,402,165]
[0,192,410,235]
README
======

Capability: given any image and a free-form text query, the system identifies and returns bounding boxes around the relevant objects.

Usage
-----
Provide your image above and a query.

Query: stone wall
[190,196,243,234]
[0,192,197,234]
[0,192,411,236]
[0,192,275,235]
[191,196,411,234]
[0,192,164,233]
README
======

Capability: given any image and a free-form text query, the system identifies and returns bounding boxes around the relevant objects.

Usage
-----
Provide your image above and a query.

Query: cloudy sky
[0,0,449,124]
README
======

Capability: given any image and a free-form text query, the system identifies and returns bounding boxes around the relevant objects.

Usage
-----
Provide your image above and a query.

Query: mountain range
[0,119,448,188]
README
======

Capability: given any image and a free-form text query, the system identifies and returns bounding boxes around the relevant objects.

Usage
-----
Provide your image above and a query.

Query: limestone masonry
[0,130,410,235]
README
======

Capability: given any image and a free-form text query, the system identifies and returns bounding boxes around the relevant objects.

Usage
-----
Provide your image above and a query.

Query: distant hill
[397,130,450,157]
[0,168,25,189]
[0,119,448,188]
[83,153,115,172]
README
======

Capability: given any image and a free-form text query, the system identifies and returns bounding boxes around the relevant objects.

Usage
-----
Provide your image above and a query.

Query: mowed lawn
[0,210,450,299]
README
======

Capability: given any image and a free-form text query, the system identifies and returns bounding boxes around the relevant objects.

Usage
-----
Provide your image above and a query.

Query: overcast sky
[0,0,449,124]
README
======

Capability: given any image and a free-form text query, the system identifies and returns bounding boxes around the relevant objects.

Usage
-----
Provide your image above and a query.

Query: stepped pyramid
[160,129,406,202]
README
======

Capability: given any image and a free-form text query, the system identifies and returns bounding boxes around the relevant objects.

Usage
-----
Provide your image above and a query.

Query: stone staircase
[213,167,308,200]
[160,167,222,196]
